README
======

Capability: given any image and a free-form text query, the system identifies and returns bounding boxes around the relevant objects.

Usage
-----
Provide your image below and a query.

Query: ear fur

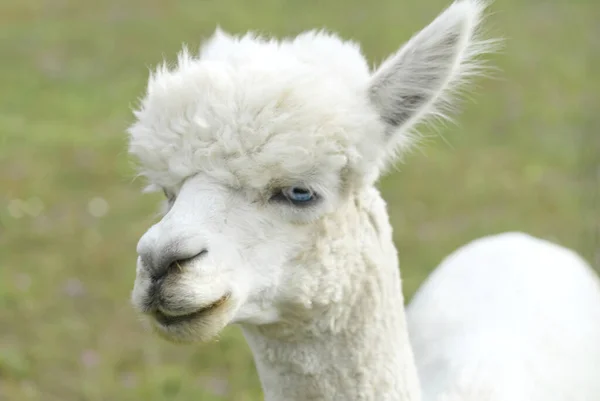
[368,0,499,164]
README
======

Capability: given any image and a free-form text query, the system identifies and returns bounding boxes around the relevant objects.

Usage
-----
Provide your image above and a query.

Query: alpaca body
[408,232,600,401]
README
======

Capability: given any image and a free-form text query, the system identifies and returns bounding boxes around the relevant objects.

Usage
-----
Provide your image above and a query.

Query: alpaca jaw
[153,292,231,320]
[150,293,235,343]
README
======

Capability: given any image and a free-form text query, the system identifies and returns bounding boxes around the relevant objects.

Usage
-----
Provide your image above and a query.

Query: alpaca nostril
[150,249,208,282]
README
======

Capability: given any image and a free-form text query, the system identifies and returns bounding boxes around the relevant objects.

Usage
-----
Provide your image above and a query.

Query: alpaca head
[128,0,492,343]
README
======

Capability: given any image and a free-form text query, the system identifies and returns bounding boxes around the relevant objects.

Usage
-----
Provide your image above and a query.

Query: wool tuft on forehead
[127,29,386,192]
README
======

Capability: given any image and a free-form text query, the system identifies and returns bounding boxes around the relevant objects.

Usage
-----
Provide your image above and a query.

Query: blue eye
[280,187,316,205]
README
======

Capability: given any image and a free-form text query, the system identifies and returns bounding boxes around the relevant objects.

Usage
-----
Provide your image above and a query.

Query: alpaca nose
[147,247,208,281]
[137,227,208,281]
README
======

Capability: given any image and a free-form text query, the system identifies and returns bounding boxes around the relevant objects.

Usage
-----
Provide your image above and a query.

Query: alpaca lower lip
[152,293,230,326]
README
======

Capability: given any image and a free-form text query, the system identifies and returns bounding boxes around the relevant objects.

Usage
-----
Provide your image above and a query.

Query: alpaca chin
[146,296,237,344]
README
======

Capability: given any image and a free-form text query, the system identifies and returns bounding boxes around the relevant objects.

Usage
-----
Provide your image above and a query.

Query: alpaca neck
[241,189,422,401]
[241,271,421,401]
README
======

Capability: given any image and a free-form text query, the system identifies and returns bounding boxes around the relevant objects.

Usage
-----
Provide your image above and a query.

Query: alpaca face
[127,1,493,342]
[131,172,351,342]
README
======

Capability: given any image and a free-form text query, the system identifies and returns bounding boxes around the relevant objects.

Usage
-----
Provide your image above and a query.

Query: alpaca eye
[284,187,314,202]
[272,186,316,206]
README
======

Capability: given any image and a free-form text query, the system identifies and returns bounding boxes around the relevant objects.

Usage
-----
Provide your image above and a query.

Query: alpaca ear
[368,0,494,160]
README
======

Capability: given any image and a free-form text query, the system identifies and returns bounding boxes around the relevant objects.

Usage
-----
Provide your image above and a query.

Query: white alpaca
[126,0,600,399]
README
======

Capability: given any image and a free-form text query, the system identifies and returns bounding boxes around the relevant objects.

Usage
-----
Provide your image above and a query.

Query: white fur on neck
[240,188,421,401]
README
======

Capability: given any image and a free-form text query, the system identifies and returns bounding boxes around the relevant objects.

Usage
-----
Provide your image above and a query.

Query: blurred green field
[0,0,598,399]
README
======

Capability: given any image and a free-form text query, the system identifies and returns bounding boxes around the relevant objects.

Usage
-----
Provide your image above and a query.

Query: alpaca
[407,232,600,401]
[126,0,600,400]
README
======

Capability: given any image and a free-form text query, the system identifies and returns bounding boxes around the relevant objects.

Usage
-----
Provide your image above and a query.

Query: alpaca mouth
[152,293,231,326]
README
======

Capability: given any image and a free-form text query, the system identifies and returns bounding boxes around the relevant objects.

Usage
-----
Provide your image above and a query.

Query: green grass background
[1,0,598,399]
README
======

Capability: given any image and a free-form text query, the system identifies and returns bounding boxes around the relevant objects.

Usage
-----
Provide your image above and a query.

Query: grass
[0,0,598,399]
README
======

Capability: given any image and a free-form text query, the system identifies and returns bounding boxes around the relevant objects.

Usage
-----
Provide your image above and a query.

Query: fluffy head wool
[128,0,496,196]
[128,29,385,196]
